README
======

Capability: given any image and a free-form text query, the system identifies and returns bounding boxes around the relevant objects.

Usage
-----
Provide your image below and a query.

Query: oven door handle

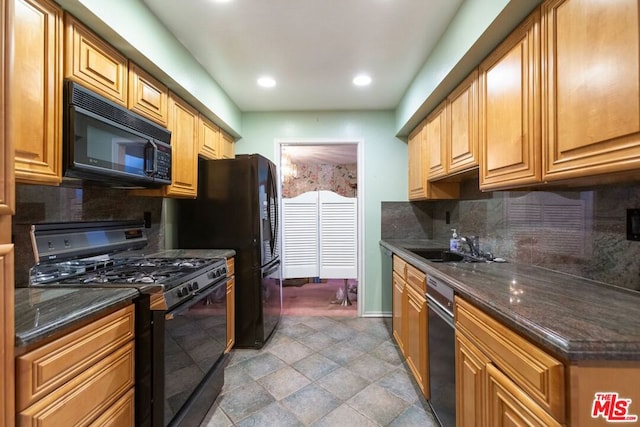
[166,279,228,318]
[426,294,455,329]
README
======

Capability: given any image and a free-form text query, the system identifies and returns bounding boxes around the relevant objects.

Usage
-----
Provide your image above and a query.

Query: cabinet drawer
[455,298,565,422]
[392,255,407,278]
[89,387,134,427]
[18,341,135,427]
[16,305,134,411]
[406,264,426,293]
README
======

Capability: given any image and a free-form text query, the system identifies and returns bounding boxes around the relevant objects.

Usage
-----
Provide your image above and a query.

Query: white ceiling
[141,0,464,112]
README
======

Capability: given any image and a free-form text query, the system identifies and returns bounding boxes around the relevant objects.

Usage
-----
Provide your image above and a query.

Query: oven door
[164,279,228,427]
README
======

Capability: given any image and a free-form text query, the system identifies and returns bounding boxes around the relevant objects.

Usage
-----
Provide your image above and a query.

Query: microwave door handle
[144,141,157,176]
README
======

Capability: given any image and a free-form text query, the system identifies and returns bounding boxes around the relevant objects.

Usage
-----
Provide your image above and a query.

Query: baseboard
[360,311,391,318]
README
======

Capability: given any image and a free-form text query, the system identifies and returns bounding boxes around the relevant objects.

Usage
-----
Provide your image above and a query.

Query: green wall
[239,111,407,316]
[395,0,541,137]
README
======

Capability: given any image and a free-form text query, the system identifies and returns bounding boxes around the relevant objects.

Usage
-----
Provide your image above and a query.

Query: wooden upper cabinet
[425,101,447,180]
[408,121,460,200]
[447,69,479,175]
[479,8,541,191]
[219,130,235,159]
[199,114,220,160]
[65,13,127,106]
[165,92,199,198]
[11,0,63,185]
[541,0,640,181]
[128,62,168,126]
[408,122,427,200]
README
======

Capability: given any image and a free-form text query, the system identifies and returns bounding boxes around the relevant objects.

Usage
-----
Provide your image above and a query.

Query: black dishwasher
[426,275,456,427]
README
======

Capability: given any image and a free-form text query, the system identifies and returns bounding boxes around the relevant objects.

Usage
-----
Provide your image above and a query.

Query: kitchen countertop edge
[381,239,640,362]
[15,287,140,351]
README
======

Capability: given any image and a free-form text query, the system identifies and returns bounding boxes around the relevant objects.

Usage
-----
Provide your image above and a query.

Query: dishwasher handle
[427,293,455,329]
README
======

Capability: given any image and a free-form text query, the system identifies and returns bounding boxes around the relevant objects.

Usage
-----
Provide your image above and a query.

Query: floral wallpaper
[282,163,357,198]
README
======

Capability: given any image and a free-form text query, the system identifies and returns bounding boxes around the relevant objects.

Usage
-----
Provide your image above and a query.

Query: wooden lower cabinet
[16,305,135,426]
[455,331,489,427]
[487,363,562,426]
[226,275,235,353]
[392,271,405,354]
[455,297,565,426]
[405,283,428,397]
[89,388,135,427]
[225,257,235,352]
[391,255,428,398]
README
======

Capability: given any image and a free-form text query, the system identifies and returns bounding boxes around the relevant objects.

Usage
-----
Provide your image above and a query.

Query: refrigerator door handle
[267,162,278,257]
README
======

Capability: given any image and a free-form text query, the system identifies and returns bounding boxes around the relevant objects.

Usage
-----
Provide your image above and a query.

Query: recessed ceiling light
[353,74,372,86]
[257,76,276,88]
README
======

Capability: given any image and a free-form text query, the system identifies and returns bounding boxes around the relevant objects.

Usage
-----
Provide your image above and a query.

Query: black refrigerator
[176,154,281,348]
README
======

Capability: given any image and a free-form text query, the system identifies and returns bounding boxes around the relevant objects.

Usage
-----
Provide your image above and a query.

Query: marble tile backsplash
[382,183,640,291]
[13,184,165,286]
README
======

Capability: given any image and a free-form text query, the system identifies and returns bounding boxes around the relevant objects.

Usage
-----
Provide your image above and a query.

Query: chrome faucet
[459,236,480,257]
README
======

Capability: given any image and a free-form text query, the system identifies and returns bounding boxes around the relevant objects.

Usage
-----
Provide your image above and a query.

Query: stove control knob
[193,283,199,290]
[177,288,184,298]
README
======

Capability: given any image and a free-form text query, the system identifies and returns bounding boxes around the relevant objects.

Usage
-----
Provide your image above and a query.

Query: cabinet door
[405,284,428,398]
[88,388,134,427]
[455,330,489,427]
[165,93,199,197]
[18,342,135,426]
[392,271,405,355]
[199,114,220,160]
[128,62,168,126]
[11,0,63,185]
[542,0,640,181]
[0,6,15,425]
[426,101,447,180]
[447,69,479,175]
[487,363,562,427]
[219,130,235,159]
[0,243,15,427]
[65,13,127,106]
[479,8,541,190]
[225,275,235,353]
[408,123,427,200]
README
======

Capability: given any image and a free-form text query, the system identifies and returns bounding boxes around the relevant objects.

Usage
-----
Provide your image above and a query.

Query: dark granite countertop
[15,287,139,351]
[381,239,640,362]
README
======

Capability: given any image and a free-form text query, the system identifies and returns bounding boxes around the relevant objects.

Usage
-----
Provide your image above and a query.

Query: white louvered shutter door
[318,190,357,279]
[282,191,319,278]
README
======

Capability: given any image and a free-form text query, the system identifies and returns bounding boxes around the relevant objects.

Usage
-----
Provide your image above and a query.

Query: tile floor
[201,315,439,426]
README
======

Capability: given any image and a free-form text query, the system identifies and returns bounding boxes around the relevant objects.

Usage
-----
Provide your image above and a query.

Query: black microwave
[63,80,172,188]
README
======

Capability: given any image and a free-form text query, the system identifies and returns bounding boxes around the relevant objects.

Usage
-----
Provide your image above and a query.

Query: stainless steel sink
[408,248,464,262]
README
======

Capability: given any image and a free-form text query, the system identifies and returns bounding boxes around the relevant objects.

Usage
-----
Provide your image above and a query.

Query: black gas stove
[29,220,227,310]
[28,220,231,427]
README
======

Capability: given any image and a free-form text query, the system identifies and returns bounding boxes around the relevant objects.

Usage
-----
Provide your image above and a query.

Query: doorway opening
[275,140,363,317]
